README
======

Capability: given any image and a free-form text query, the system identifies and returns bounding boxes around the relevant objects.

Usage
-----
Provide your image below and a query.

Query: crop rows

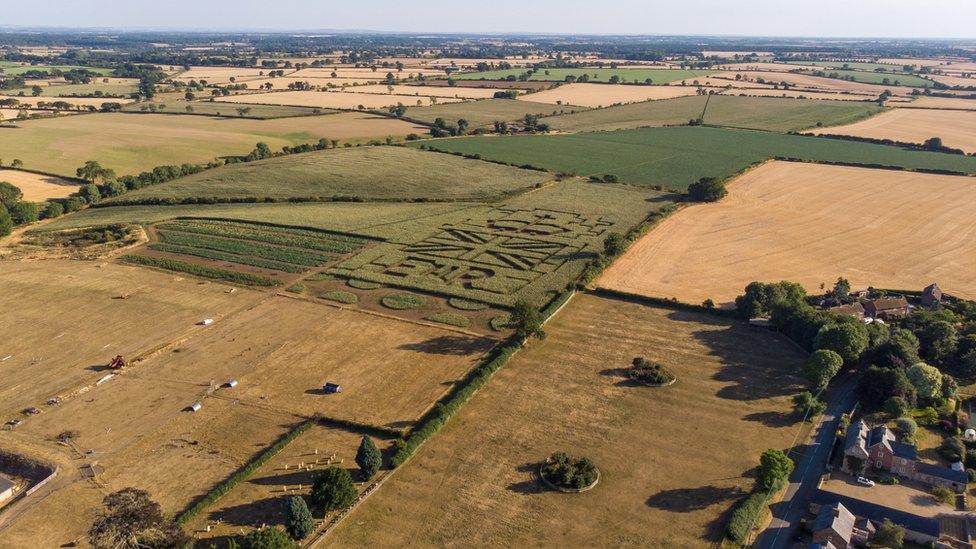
[157,230,332,267]
[120,254,281,286]
[156,220,364,253]
[148,243,306,273]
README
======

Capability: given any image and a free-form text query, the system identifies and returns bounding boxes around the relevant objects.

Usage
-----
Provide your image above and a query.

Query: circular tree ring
[538,461,600,493]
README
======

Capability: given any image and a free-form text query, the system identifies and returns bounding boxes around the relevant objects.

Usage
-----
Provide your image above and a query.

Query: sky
[3,0,976,39]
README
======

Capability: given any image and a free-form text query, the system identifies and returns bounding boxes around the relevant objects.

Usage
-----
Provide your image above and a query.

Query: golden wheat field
[811,107,976,153]
[0,169,80,201]
[895,96,976,110]
[520,83,708,107]
[598,161,976,305]
[714,71,912,95]
[340,84,499,99]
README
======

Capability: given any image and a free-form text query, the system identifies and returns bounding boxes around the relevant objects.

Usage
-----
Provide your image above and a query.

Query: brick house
[921,283,943,308]
[810,501,875,548]
[828,302,865,320]
[843,420,967,492]
[863,297,911,320]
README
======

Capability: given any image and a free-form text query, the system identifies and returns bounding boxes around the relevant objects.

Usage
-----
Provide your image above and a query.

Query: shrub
[319,291,358,304]
[355,436,382,481]
[896,417,918,438]
[286,283,305,294]
[885,397,910,418]
[310,467,357,512]
[489,315,511,331]
[932,485,955,505]
[687,177,727,202]
[43,201,64,219]
[629,356,674,385]
[0,204,12,237]
[284,496,314,540]
[726,491,769,542]
[381,292,426,310]
[940,437,966,462]
[540,452,598,490]
[917,406,939,425]
[9,201,39,224]
[793,392,826,419]
[241,526,298,548]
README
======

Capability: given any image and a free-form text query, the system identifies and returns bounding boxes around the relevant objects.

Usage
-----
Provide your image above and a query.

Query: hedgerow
[320,291,358,304]
[424,312,471,328]
[174,420,311,523]
[120,254,280,286]
[726,491,771,543]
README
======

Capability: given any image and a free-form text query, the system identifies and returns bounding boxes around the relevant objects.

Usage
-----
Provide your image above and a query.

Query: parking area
[821,473,958,518]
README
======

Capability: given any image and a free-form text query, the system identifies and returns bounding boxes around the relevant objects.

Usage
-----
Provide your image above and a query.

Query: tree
[284,496,314,540]
[857,366,917,411]
[355,435,382,481]
[43,201,64,219]
[884,396,909,418]
[0,204,13,237]
[920,320,958,365]
[9,201,39,224]
[923,136,944,151]
[896,417,918,438]
[758,449,793,490]
[603,232,625,257]
[864,328,920,369]
[814,322,868,363]
[88,488,188,549]
[510,299,546,341]
[906,362,943,402]
[831,277,851,301]
[803,349,843,388]
[0,181,22,206]
[79,183,101,204]
[31,85,43,96]
[874,518,905,548]
[793,391,826,419]
[76,160,115,184]
[734,281,807,319]
[687,177,727,202]
[309,467,356,512]
[241,526,299,549]
[10,159,22,168]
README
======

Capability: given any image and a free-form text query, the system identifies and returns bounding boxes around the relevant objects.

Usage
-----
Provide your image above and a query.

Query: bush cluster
[540,452,598,490]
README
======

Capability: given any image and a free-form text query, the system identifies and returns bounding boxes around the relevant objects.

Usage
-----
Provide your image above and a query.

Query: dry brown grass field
[172,66,274,83]
[325,294,806,547]
[342,84,499,99]
[702,50,774,58]
[896,96,976,110]
[215,90,465,109]
[290,67,446,79]
[714,71,914,95]
[598,161,976,305]
[716,61,816,71]
[928,74,976,87]
[719,88,886,102]
[811,108,976,153]
[189,423,393,542]
[520,83,708,107]
[232,77,375,89]
[0,168,80,201]
[0,95,136,107]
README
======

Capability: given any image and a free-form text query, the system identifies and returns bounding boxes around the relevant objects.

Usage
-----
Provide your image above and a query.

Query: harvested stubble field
[455,67,718,84]
[188,423,394,543]
[8,80,139,97]
[231,76,376,89]
[0,94,135,108]
[330,179,664,307]
[172,66,276,83]
[0,112,425,176]
[290,67,447,79]
[545,94,882,133]
[598,161,976,304]
[343,84,499,99]
[326,294,806,547]
[714,71,914,96]
[926,74,976,88]
[0,168,79,201]
[404,98,577,127]
[719,88,886,102]
[810,107,976,153]
[121,96,331,118]
[0,62,114,76]
[895,96,976,110]
[412,125,976,189]
[113,146,549,203]
[0,260,260,418]
[214,90,466,109]
[519,83,708,107]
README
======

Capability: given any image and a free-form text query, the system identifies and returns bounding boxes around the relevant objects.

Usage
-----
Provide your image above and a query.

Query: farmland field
[342,84,499,99]
[810,107,976,153]
[0,112,426,176]
[404,98,577,127]
[545,94,882,132]
[520,83,707,107]
[0,62,114,76]
[0,94,136,108]
[326,294,806,547]
[598,161,976,304]
[454,67,718,84]
[797,69,936,87]
[121,97,332,118]
[112,146,550,203]
[214,90,466,109]
[5,80,139,97]
[410,125,976,189]
[714,71,913,96]
[0,168,80,201]
[895,96,976,110]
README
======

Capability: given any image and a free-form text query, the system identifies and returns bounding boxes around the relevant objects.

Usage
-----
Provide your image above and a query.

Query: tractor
[108,355,127,370]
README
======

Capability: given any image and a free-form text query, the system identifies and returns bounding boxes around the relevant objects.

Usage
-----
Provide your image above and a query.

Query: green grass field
[405,98,581,127]
[121,99,332,119]
[801,61,916,72]
[410,126,976,189]
[5,82,139,97]
[0,62,114,76]
[454,68,717,84]
[798,69,935,87]
[546,95,882,133]
[111,146,549,203]
[0,112,425,176]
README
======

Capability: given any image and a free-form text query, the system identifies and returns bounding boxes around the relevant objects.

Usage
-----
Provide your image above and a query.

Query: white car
[856,476,876,487]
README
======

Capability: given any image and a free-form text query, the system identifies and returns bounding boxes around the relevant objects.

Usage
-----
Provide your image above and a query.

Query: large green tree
[510,299,546,341]
[310,467,357,512]
[284,496,314,540]
[814,322,869,363]
[0,204,13,237]
[0,181,22,205]
[355,436,382,481]
[803,349,843,388]
[88,488,188,549]
[241,526,298,549]
[9,201,39,225]
[758,449,794,490]
[907,362,943,402]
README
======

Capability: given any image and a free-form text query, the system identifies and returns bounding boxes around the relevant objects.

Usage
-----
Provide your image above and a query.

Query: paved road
[752,375,858,549]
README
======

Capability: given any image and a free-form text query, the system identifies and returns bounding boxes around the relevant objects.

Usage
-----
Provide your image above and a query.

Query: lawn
[325,294,806,547]
[112,146,550,203]
[411,125,976,189]
[454,67,718,84]
[405,98,579,127]
[0,112,426,177]
[546,94,882,133]
[798,69,936,87]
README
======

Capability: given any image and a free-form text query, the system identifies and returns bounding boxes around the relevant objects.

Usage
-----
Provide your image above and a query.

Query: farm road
[752,375,857,549]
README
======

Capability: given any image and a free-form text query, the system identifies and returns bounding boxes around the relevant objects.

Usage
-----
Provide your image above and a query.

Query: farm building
[921,283,943,308]
[0,475,13,507]
[842,420,967,492]
[808,491,945,547]
[828,302,865,320]
[809,501,874,549]
[862,297,911,320]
